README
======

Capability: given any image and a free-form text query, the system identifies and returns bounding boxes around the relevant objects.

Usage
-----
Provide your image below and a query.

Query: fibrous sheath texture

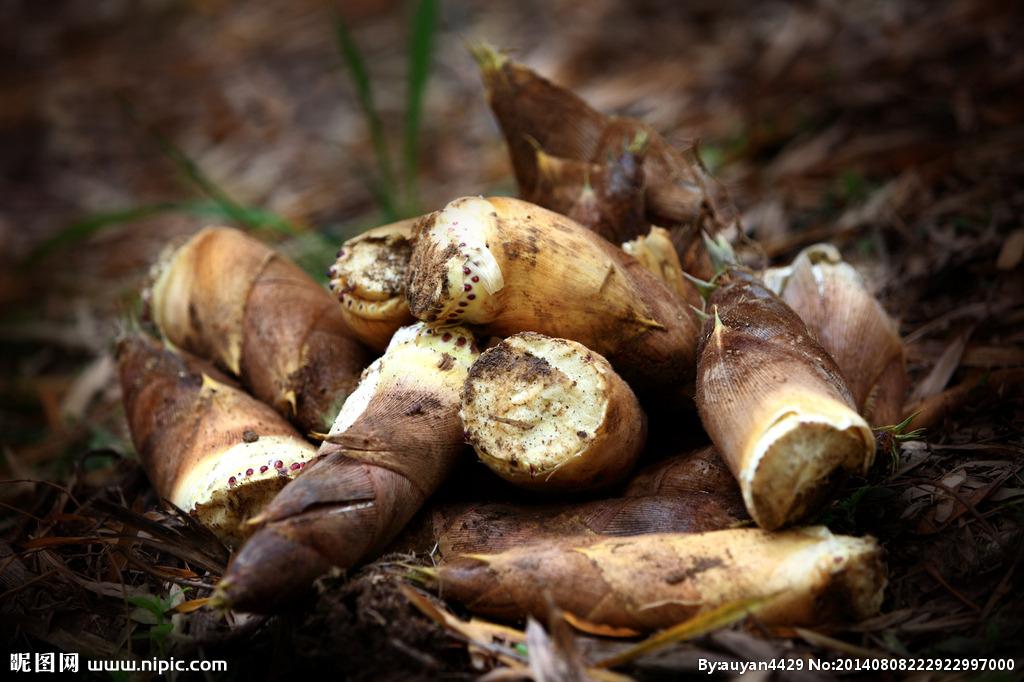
[432,527,885,631]
[117,335,315,546]
[696,273,875,530]
[214,323,478,612]
[149,226,369,434]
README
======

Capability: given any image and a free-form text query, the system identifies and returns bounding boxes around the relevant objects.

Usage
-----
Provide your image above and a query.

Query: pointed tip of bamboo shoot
[208,583,233,612]
[626,130,649,155]
[468,41,506,74]
[214,526,333,613]
[710,305,726,339]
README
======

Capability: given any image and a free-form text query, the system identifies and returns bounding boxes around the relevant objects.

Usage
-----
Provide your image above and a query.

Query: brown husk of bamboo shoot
[528,144,649,245]
[527,150,597,220]
[472,44,607,200]
[429,527,885,631]
[404,196,702,399]
[387,443,747,557]
[430,493,744,559]
[149,226,369,434]
[774,244,908,427]
[214,323,477,613]
[329,219,417,351]
[696,272,875,530]
[473,45,732,274]
[117,334,316,546]
[623,445,741,502]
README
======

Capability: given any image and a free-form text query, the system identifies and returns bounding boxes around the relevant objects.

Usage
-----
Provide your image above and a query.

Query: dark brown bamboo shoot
[213,322,478,612]
[117,334,315,546]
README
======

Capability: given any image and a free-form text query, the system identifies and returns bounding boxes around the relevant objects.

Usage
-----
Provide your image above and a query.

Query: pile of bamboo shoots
[120,47,908,635]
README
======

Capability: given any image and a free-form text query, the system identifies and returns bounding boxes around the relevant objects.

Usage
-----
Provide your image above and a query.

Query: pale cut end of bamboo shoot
[461,333,645,491]
[432,527,885,631]
[405,197,505,326]
[327,321,481,442]
[117,335,315,547]
[697,275,876,530]
[622,227,692,301]
[741,394,875,530]
[173,410,314,533]
[329,219,417,351]
[773,243,909,427]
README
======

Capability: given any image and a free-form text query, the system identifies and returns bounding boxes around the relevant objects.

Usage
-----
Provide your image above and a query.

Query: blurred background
[2,0,1022,676]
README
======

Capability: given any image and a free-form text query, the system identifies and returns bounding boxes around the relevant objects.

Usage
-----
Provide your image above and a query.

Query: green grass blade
[26,203,179,263]
[26,200,297,264]
[332,9,398,219]
[202,202,298,235]
[121,102,274,232]
[402,0,438,213]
